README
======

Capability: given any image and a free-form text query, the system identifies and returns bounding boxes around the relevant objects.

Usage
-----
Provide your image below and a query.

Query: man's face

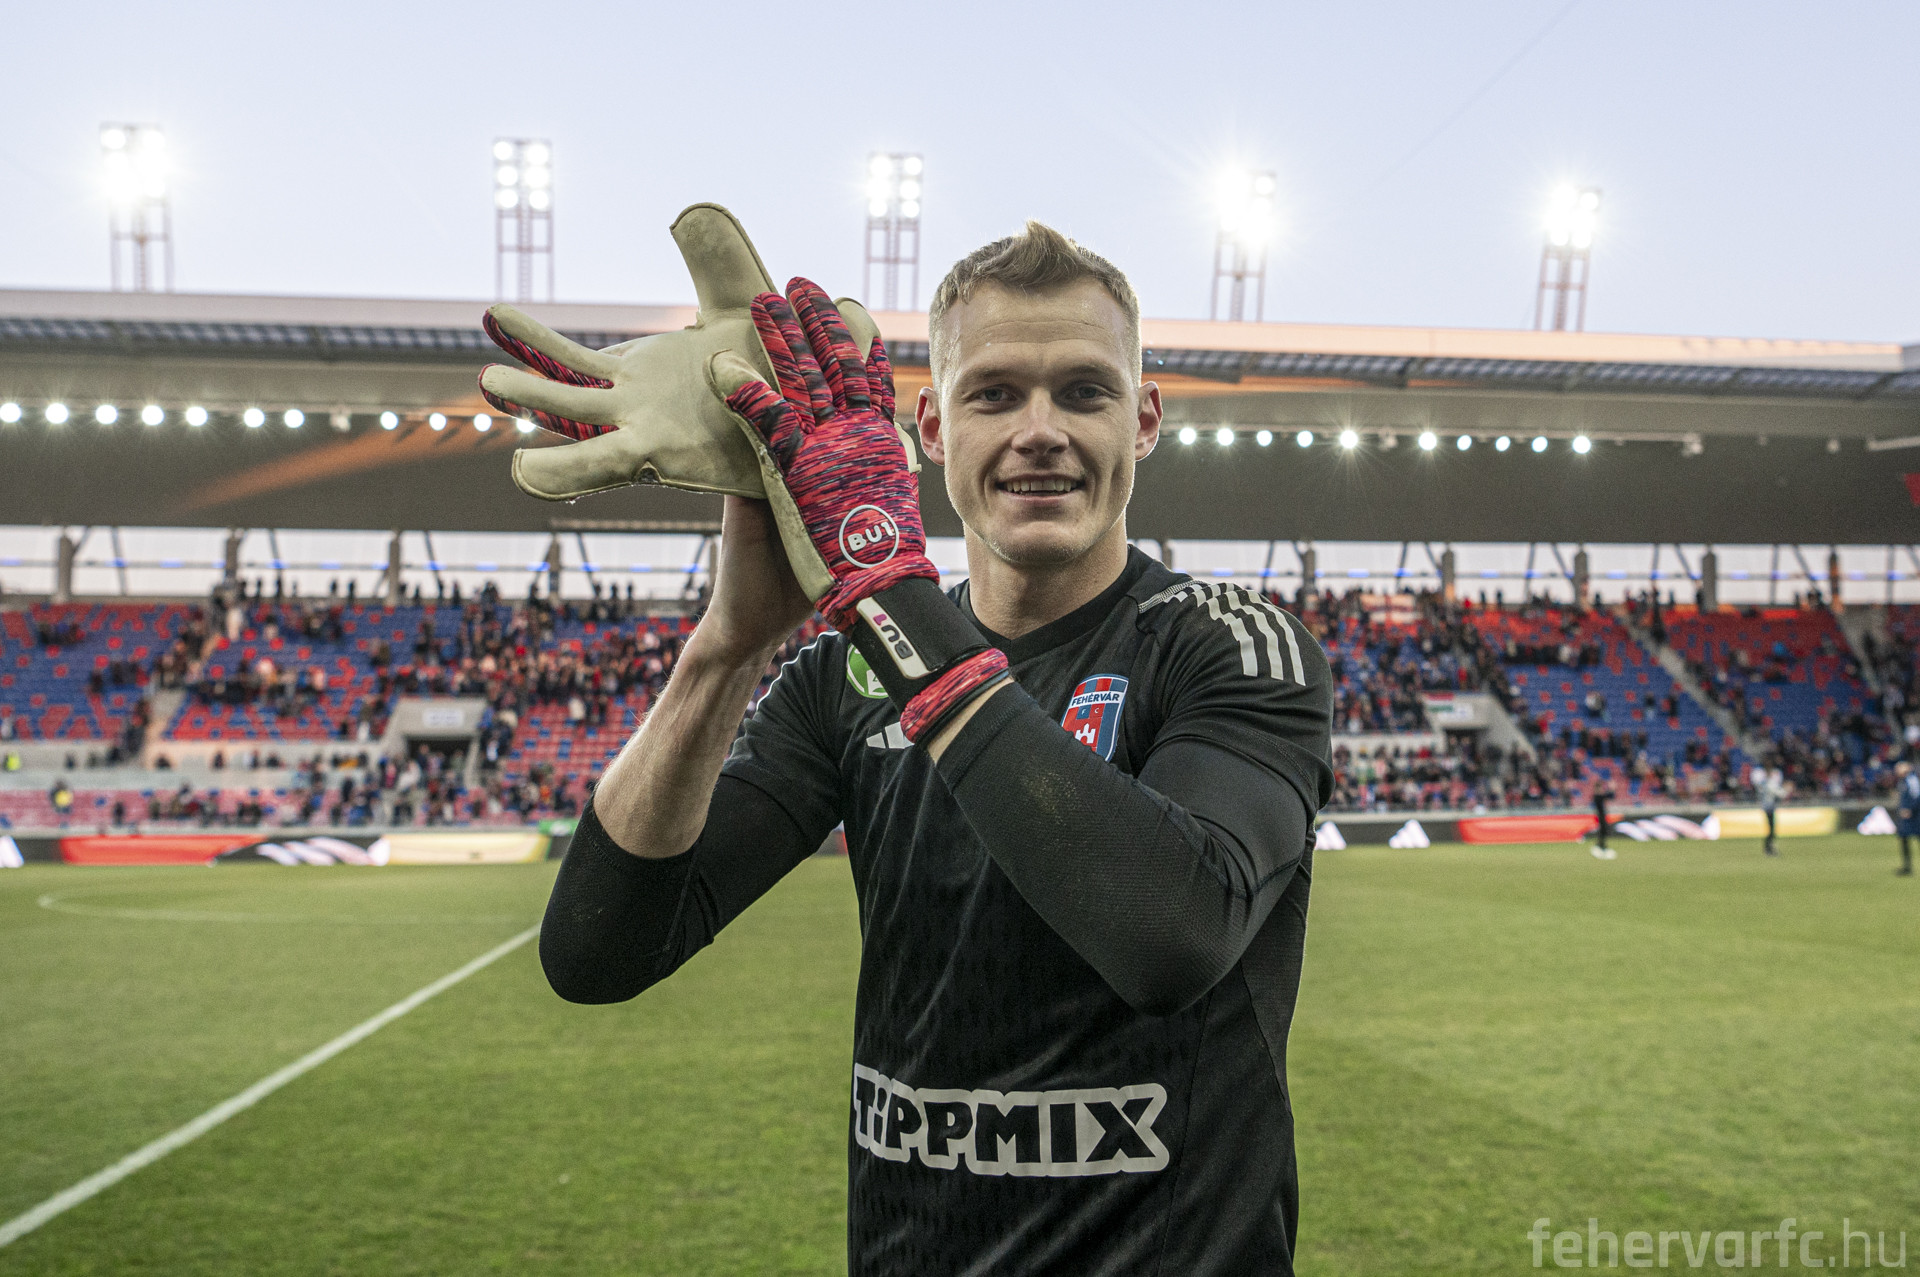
[917,280,1160,569]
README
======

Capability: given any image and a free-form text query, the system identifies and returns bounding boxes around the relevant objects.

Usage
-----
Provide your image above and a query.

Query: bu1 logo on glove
[840,506,902,567]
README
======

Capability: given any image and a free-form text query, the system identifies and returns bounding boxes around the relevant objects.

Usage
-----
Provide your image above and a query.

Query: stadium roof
[3,288,1918,543]
[3,287,1916,404]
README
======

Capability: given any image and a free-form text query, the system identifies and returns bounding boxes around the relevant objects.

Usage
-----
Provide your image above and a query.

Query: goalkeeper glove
[716,278,1008,743]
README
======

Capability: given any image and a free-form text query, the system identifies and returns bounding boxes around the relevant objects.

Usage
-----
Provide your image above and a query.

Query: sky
[2,0,1915,342]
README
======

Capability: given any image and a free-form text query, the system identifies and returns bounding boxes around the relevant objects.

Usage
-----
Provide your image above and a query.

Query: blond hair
[927,221,1141,396]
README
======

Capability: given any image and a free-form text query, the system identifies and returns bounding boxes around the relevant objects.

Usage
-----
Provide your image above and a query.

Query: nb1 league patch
[1061,675,1129,759]
[846,648,889,699]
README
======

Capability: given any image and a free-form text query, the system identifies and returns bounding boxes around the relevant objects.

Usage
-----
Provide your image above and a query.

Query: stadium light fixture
[1215,427,1234,446]
[1546,185,1601,250]
[45,403,69,424]
[0,403,19,424]
[429,412,447,431]
[1255,429,1272,447]
[1495,435,1511,452]
[495,137,554,303]
[1178,426,1198,445]
[94,405,118,425]
[379,411,398,430]
[140,404,164,426]
[184,405,207,426]
[1212,167,1277,321]
[1417,431,1437,451]
[1537,184,1600,331]
[283,408,304,428]
[1572,434,1592,453]
[516,416,535,433]
[865,152,924,309]
[101,123,172,292]
[1456,434,1472,450]
[1295,430,1313,448]
[242,407,265,428]
[1338,429,1359,450]
[1531,436,1548,453]
[474,413,492,432]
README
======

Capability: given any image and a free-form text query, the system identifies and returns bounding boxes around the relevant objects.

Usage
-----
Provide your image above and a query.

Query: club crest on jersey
[1061,675,1128,759]
[838,504,901,568]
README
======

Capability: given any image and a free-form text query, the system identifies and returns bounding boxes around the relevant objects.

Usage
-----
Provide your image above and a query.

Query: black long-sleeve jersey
[543,548,1334,1275]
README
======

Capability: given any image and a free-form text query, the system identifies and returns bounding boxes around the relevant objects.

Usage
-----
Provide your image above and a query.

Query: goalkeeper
[511,217,1333,1275]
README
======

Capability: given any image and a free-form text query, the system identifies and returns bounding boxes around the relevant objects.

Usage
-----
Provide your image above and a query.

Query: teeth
[1004,478,1076,494]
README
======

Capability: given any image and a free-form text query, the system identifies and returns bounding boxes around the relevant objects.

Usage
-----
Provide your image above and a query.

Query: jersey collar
[957,547,1157,664]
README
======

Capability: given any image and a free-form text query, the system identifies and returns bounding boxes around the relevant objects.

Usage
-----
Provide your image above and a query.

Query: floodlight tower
[1534,185,1600,332]
[494,138,554,303]
[1211,169,1275,322]
[864,153,923,311]
[101,124,173,292]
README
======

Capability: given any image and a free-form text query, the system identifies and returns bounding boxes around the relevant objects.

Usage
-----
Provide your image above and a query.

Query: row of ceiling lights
[0,401,1604,455]
[1175,426,1593,454]
[0,402,534,434]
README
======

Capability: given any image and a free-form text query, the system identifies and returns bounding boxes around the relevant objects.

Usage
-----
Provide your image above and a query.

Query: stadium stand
[1664,606,1877,745]
[0,603,172,753]
[1653,603,1901,800]
[1470,600,1741,803]
[1,583,1906,828]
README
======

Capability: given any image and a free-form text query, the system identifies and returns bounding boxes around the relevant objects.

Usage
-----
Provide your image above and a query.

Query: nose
[1007,397,1071,461]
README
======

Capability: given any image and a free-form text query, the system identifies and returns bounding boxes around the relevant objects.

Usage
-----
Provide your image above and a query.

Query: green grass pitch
[3,836,1916,1273]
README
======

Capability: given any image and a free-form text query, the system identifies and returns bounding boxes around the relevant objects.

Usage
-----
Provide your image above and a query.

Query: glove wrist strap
[900,650,1010,743]
[846,576,998,708]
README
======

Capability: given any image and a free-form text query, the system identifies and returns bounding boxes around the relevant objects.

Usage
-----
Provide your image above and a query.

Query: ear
[1134,381,1163,460]
[916,385,947,466]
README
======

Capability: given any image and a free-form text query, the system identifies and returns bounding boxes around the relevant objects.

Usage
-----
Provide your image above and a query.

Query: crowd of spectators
[1295,589,1495,735]
[16,572,1920,826]
[1297,585,1918,812]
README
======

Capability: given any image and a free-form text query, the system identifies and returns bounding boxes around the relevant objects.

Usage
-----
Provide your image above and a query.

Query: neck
[963,522,1132,640]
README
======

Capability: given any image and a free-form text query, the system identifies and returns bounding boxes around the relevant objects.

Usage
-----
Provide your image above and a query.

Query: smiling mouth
[996,476,1084,496]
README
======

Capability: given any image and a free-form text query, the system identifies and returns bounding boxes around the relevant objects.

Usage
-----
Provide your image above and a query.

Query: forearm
[593,631,779,858]
[933,685,1311,1016]
[542,773,815,1003]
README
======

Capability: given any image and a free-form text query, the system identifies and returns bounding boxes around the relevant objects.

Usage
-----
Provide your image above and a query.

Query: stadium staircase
[1835,606,1891,695]
[1662,608,1880,759]
[1469,606,1738,801]
[1615,610,1766,758]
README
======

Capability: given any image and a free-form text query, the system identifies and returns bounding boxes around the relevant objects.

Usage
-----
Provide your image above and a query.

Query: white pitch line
[0,924,540,1250]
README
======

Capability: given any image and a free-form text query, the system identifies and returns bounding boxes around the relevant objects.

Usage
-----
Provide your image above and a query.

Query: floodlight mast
[494,138,554,303]
[101,123,173,292]
[863,153,922,311]
[1534,185,1599,332]
[1211,169,1275,322]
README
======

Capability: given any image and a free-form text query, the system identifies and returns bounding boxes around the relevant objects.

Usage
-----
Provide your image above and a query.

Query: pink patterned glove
[724,278,1007,742]
[723,280,934,629]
